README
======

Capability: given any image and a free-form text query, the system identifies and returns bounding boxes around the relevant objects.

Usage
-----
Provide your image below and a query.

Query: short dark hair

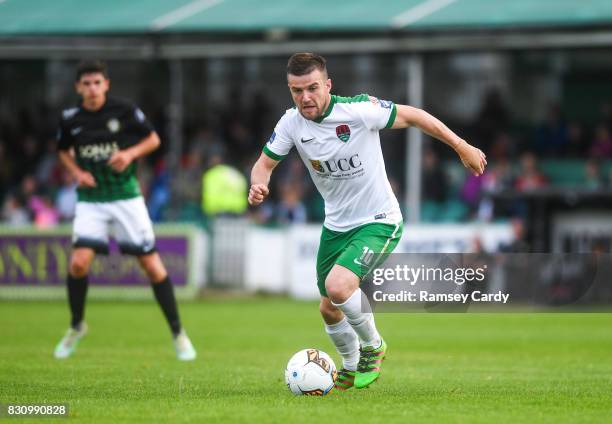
[287,53,327,77]
[75,60,109,81]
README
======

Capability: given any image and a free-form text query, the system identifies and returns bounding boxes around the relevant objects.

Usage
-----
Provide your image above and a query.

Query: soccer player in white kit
[249,53,486,389]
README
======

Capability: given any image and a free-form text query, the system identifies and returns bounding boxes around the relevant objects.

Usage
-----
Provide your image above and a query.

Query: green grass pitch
[1,298,611,423]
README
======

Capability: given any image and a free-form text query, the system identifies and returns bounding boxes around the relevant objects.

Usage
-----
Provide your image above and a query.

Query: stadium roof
[1,0,612,58]
[2,0,612,35]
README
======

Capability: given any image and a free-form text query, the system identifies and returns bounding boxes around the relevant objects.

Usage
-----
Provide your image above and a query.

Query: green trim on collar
[334,93,370,103]
[314,95,336,123]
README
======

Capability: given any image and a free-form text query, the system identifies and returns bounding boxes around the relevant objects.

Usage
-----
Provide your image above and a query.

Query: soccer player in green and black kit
[249,53,486,389]
[53,61,196,361]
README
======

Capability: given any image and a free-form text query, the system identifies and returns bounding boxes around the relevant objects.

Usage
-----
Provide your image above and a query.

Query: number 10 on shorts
[356,246,374,267]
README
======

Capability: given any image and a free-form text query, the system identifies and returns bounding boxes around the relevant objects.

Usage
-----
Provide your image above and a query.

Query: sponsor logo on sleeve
[379,100,393,109]
[134,108,146,123]
[267,131,276,144]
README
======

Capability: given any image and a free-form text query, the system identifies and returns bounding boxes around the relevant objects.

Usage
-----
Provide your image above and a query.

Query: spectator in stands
[201,150,248,218]
[188,126,220,150]
[249,201,276,224]
[421,148,448,221]
[476,158,514,221]
[535,104,568,156]
[499,217,530,253]
[20,174,38,209]
[29,192,60,228]
[55,171,78,222]
[283,155,310,188]
[0,143,12,203]
[482,158,514,194]
[489,132,516,161]
[35,138,62,186]
[246,90,273,149]
[565,121,588,158]
[227,119,254,159]
[276,182,307,224]
[422,149,447,204]
[474,87,510,152]
[17,174,59,228]
[272,154,317,221]
[461,135,514,221]
[584,159,605,190]
[1,193,30,225]
[18,135,42,179]
[169,148,204,220]
[147,160,171,222]
[589,124,612,158]
[460,172,483,214]
[514,152,548,191]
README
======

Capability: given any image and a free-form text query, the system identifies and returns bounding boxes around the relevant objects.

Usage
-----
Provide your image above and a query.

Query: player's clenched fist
[248,184,269,206]
[455,140,487,176]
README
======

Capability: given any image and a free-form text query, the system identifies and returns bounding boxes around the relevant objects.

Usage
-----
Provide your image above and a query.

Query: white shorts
[72,196,156,255]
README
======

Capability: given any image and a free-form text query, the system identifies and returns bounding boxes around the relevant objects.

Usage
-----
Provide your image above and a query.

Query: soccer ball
[285,348,337,396]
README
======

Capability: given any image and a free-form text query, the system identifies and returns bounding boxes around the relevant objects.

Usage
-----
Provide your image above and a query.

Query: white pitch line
[151,0,224,31]
[391,0,458,28]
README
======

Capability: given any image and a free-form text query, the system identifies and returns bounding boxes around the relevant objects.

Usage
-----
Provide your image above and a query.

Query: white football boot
[54,322,88,359]
[174,329,197,361]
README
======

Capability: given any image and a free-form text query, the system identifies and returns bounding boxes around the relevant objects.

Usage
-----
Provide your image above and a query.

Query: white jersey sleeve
[353,95,397,131]
[262,109,295,161]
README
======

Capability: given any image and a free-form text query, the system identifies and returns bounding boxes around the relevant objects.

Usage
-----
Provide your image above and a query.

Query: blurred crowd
[2,88,612,229]
[422,89,612,223]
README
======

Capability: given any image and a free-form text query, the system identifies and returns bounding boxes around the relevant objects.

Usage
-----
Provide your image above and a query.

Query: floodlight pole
[405,54,424,223]
[168,59,184,175]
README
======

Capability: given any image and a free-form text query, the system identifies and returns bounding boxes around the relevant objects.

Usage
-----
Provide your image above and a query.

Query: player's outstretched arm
[108,131,161,173]
[391,104,487,176]
[248,153,279,206]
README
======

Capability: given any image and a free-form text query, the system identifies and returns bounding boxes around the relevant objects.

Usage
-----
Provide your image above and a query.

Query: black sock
[151,276,182,337]
[67,274,88,329]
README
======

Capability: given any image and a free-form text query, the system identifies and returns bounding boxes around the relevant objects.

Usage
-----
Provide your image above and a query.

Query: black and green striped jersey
[57,96,154,202]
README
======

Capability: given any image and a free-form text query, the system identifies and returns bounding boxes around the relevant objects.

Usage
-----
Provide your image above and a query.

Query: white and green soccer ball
[285,348,337,396]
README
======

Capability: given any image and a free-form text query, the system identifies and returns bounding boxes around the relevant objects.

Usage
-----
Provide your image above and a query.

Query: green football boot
[334,369,356,391]
[354,339,387,389]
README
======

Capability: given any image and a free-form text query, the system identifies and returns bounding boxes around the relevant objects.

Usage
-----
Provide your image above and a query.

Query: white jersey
[263,94,402,232]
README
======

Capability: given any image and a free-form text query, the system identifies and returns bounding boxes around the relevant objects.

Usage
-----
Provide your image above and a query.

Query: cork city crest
[336,124,351,142]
